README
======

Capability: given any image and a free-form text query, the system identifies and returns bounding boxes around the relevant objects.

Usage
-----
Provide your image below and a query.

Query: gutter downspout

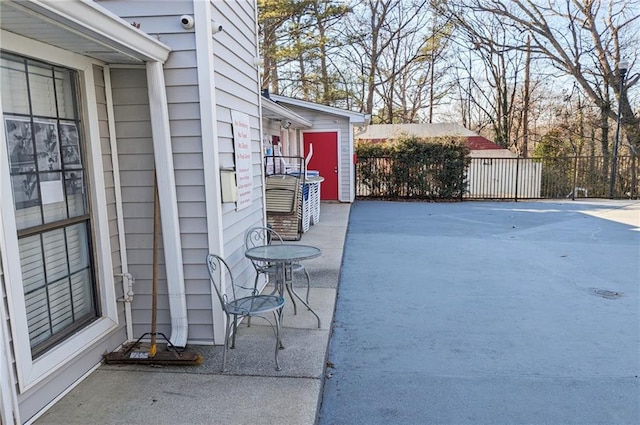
[194,0,226,344]
[146,61,188,348]
[104,65,134,342]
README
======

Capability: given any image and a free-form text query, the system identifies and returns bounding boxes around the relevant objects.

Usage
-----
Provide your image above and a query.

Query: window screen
[1,52,98,357]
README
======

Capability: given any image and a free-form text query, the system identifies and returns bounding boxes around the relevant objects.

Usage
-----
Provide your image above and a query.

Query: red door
[303,131,339,200]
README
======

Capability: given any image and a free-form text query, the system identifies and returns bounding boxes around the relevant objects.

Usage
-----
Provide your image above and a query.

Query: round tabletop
[245,244,322,262]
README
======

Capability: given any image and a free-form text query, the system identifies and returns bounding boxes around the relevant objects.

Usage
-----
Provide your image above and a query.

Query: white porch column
[145,61,188,348]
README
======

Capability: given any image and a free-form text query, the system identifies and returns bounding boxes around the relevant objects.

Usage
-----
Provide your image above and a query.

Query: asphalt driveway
[318,200,640,425]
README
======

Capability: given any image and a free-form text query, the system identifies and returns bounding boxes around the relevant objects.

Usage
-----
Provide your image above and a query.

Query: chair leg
[273,310,282,371]
[248,274,261,328]
[222,315,232,372]
[253,272,260,292]
[231,314,238,349]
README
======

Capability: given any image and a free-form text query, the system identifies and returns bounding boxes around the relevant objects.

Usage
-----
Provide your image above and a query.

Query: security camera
[211,20,223,34]
[180,15,194,29]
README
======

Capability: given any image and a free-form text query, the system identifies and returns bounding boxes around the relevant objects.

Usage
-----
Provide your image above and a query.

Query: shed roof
[269,94,371,124]
[356,124,509,153]
[261,96,313,129]
[358,123,477,139]
[467,136,503,150]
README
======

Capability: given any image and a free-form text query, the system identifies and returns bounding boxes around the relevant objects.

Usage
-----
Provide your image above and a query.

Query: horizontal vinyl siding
[99,0,266,342]
[101,0,214,340]
[212,1,265,288]
[109,67,173,340]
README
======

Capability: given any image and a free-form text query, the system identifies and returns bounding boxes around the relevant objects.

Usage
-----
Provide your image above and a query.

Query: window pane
[11,172,40,207]
[55,70,75,119]
[28,63,57,117]
[65,170,86,217]
[25,287,51,348]
[5,116,34,172]
[70,269,93,318]
[0,58,29,114]
[41,172,67,223]
[19,235,45,294]
[14,202,43,229]
[66,223,90,274]
[42,229,69,282]
[33,119,60,172]
[48,278,73,333]
[60,121,81,169]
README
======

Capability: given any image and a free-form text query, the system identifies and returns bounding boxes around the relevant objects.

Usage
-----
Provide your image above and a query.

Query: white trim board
[0,33,118,392]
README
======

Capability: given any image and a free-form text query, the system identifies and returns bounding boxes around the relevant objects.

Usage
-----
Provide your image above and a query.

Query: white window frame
[0,31,117,392]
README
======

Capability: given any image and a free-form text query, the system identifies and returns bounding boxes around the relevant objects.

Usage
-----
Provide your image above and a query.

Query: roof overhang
[0,0,171,64]
[270,94,371,125]
[358,123,479,139]
[261,96,313,129]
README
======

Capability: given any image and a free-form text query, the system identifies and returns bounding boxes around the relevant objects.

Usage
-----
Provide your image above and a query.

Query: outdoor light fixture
[609,59,629,198]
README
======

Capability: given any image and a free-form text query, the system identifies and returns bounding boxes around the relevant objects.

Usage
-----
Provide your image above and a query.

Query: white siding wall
[100,0,265,342]
[211,1,265,287]
[108,67,170,340]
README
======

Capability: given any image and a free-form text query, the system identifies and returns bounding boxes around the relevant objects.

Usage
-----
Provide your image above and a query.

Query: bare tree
[447,0,640,155]
[343,0,452,122]
[439,4,527,148]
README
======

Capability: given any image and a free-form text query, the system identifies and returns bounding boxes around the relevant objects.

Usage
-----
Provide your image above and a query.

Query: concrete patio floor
[33,202,349,425]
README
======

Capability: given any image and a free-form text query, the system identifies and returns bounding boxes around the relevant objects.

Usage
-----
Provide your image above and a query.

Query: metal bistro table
[245,244,322,328]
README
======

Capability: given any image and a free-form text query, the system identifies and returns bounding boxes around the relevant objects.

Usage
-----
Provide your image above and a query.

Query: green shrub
[356,135,470,199]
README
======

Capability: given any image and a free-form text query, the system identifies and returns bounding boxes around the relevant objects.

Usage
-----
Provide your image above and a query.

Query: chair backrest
[245,227,284,271]
[207,254,260,309]
[264,174,301,213]
[207,254,247,314]
[245,226,284,249]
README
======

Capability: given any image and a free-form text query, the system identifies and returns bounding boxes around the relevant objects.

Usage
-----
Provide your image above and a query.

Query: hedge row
[355,136,471,199]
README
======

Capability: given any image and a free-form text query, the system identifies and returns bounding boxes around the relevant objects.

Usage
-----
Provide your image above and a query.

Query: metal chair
[245,226,312,310]
[206,254,285,371]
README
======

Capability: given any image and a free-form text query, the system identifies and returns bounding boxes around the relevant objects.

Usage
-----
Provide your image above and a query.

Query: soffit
[262,96,313,129]
[0,0,170,64]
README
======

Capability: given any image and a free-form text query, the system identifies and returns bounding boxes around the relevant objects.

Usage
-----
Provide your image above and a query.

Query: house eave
[1,0,171,64]
[262,96,313,129]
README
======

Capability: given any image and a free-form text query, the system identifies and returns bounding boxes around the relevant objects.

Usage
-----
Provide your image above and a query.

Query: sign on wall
[231,110,253,210]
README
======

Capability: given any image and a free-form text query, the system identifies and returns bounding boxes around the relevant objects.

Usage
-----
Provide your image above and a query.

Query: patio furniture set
[206,226,322,371]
